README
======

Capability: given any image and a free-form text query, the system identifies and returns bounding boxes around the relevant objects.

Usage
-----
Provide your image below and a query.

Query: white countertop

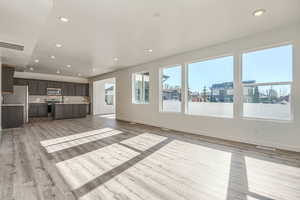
[2,104,25,107]
[54,102,90,104]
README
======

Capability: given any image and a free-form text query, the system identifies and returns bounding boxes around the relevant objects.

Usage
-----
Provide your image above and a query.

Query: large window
[104,83,114,105]
[161,65,182,112]
[132,72,150,104]
[187,56,234,118]
[242,45,293,120]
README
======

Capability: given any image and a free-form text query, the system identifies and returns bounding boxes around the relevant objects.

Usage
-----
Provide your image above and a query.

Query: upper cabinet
[14,78,28,86]
[28,79,39,95]
[47,81,62,89]
[75,83,89,96]
[13,78,89,96]
[2,66,15,93]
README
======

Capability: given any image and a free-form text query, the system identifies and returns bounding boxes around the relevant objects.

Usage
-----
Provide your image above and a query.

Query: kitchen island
[53,103,89,120]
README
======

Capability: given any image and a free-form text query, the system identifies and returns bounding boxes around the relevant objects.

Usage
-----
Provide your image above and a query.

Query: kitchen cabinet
[38,80,48,95]
[62,82,75,96]
[2,105,24,129]
[28,79,39,95]
[48,81,61,89]
[85,84,89,96]
[13,78,89,96]
[29,103,48,117]
[2,66,15,93]
[14,78,28,86]
[75,83,89,96]
[53,104,88,120]
[75,83,83,96]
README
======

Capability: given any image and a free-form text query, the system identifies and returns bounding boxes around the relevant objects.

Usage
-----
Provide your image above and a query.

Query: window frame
[104,83,114,106]
[240,43,294,121]
[184,54,235,118]
[132,71,150,104]
[159,64,183,113]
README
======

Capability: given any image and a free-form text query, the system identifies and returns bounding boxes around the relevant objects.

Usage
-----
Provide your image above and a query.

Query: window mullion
[234,52,243,119]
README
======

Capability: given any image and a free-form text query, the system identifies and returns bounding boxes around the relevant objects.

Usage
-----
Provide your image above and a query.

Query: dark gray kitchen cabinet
[48,81,62,89]
[13,78,89,97]
[2,66,15,93]
[28,79,39,95]
[62,82,75,96]
[38,103,48,117]
[78,104,87,117]
[29,103,38,117]
[74,83,89,96]
[53,104,87,120]
[61,83,69,96]
[75,84,83,96]
[14,78,28,86]
[85,84,89,96]
[72,104,86,118]
[2,106,24,129]
[29,103,48,117]
[64,104,73,118]
[38,80,48,95]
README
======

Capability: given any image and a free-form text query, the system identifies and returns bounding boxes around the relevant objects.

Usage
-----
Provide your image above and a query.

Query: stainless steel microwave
[47,88,62,96]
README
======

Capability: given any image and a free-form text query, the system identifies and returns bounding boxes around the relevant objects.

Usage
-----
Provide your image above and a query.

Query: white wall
[91,23,300,152]
[93,78,115,115]
[0,54,2,131]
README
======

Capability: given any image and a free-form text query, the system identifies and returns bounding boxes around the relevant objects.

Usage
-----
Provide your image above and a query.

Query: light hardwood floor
[1,115,300,200]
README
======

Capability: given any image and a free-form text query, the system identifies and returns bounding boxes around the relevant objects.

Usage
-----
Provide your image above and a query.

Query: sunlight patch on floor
[80,140,232,200]
[45,130,123,153]
[120,133,167,151]
[56,143,140,190]
[246,196,260,200]
[40,128,114,147]
[98,114,116,119]
[245,156,300,200]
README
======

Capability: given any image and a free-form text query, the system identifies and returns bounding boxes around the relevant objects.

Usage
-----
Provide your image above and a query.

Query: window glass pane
[133,72,150,104]
[187,56,234,118]
[143,72,150,103]
[105,83,114,105]
[243,45,292,83]
[243,84,291,120]
[162,66,181,112]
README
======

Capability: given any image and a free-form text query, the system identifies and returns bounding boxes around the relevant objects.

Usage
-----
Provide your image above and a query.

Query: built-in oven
[47,88,62,96]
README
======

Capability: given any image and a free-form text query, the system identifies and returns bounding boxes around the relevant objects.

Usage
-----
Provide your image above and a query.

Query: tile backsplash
[29,95,89,103]
[63,96,89,103]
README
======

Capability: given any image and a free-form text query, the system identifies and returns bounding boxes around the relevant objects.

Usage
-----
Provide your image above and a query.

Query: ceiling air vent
[0,41,24,51]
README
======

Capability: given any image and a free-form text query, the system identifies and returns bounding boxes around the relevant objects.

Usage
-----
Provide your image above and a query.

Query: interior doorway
[93,78,116,116]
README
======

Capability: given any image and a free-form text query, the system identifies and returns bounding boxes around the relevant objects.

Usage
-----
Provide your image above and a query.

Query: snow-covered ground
[162,100,291,120]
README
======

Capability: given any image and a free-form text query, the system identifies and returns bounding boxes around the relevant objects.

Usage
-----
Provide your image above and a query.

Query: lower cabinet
[53,104,87,120]
[2,106,24,129]
[29,103,48,118]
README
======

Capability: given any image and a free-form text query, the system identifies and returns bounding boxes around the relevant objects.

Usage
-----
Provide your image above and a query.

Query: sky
[163,45,292,93]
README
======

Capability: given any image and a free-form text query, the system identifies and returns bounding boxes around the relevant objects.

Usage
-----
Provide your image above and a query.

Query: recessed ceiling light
[145,49,153,53]
[92,68,96,72]
[50,55,56,59]
[253,9,266,17]
[66,64,71,68]
[56,70,60,74]
[34,59,39,63]
[78,73,82,76]
[56,44,62,48]
[30,67,34,71]
[153,12,160,17]
[59,16,69,22]
[113,57,119,61]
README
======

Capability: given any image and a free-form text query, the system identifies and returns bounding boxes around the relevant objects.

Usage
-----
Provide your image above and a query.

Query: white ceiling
[1,0,300,78]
